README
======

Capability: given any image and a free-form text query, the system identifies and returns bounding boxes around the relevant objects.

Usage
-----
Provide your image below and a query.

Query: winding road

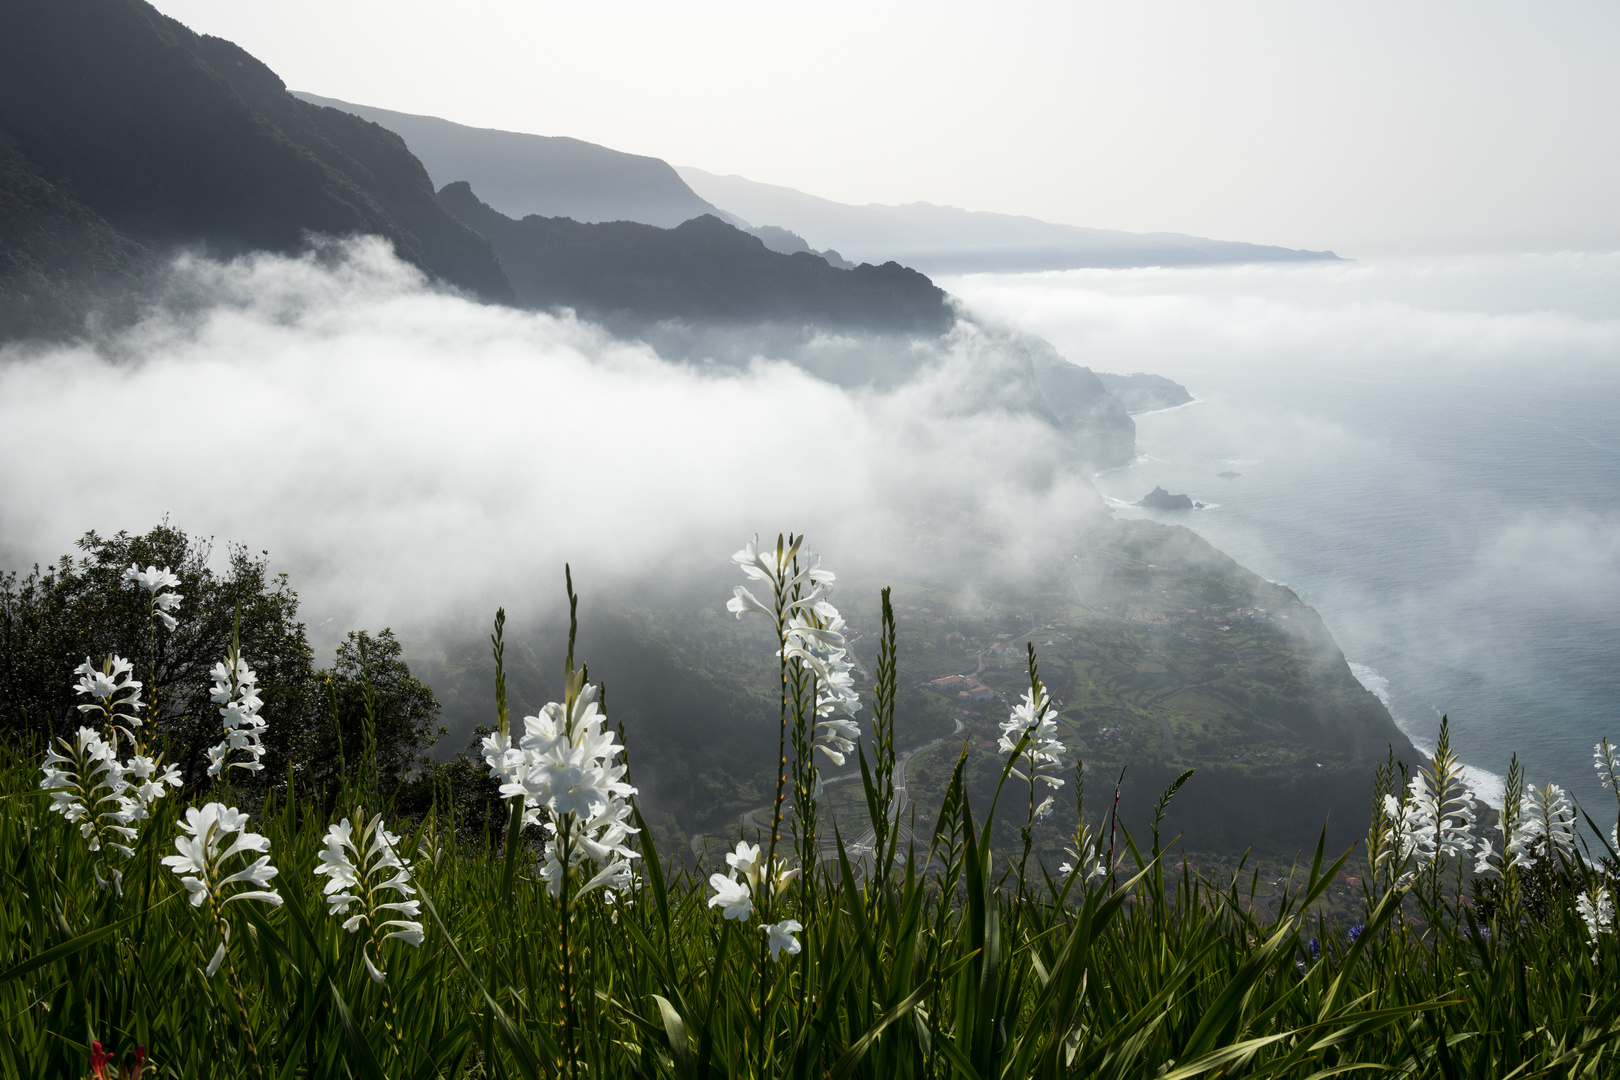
[817,714,966,869]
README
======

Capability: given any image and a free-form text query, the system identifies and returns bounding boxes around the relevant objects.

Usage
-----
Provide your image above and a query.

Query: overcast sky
[148,0,1618,257]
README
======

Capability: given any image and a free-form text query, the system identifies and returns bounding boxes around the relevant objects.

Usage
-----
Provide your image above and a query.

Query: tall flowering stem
[1595,739,1620,855]
[480,571,639,1080]
[205,621,268,783]
[1489,755,1527,913]
[727,535,857,902]
[44,656,180,893]
[1365,749,1399,900]
[1577,883,1614,962]
[1000,644,1066,897]
[161,802,282,1080]
[1376,716,1483,901]
[728,533,806,915]
[866,588,899,892]
[312,805,425,1046]
[122,564,181,748]
[40,728,141,894]
[726,533,855,1066]
[1059,757,1107,889]
[1507,782,1576,872]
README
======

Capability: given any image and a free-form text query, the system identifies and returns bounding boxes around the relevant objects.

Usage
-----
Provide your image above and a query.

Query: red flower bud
[89,1041,111,1079]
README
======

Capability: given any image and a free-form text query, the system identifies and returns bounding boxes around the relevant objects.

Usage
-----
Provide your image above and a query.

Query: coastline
[1128,395,1203,419]
[1350,661,1507,808]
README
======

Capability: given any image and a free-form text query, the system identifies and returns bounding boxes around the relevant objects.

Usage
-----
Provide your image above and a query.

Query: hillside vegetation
[3,533,1619,1077]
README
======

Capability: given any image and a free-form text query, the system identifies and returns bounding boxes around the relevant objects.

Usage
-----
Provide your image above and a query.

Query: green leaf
[330,983,390,1080]
[0,899,161,986]
[652,993,696,1076]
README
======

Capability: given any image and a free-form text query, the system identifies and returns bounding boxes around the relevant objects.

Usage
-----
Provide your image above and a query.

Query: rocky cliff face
[0,139,154,339]
[1097,372,1194,414]
[0,0,513,337]
[1029,347,1137,470]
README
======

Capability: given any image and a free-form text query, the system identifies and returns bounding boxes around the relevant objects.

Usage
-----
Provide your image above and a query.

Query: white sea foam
[1350,662,1506,808]
[1129,397,1204,419]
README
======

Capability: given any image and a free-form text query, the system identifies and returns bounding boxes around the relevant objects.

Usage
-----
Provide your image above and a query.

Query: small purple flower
[1347,924,1365,945]
[1307,938,1321,962]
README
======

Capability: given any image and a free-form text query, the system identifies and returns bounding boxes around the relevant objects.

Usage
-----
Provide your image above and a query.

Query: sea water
[945,254,1620,822]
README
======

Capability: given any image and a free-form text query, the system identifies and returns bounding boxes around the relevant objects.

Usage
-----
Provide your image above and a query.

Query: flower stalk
[160,802,282,1079]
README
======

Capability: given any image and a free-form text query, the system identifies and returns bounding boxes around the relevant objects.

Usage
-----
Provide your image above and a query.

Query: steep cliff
[0,0,513,337]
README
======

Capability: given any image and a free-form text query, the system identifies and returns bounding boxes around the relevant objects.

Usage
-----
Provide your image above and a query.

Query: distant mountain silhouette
[676,167,1344,273]
[437,182,953,334]
[0,0,513,334]
[743,224,854,269]
[293,95,723,230]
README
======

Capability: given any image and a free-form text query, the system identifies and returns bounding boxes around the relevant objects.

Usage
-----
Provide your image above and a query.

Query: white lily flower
[485,680,640,899]
[1508,783,1576,869]
[575,859,635,902]
[999,687,1067,828]
[726,586,775,620]
[761,919,803,961]
[708,873,753,921]
[726,841,761,880]
[40,725,147,892]
[72,655,145,732]
[124,565,183,632]
[205,941,228,979]
[160,802,282,977]
[311,808,425,984]
[1473,835,1500,879]
[205,650,268,776]
[731,538,777,583]
[1578,884,1614,963]
[124,564,181,594]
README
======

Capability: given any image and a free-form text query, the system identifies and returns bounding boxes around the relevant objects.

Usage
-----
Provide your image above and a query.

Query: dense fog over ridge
[6,240,1617,817]
[0,238,1115,656]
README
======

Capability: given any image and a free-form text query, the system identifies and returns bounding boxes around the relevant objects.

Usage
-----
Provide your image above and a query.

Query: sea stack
[1138,486,1195,510]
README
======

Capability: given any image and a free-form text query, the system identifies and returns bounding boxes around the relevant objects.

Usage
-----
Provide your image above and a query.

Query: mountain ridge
[435,180,955,336]
[0,0,514,330]
[676,166,1344,273]
[292,93,723,229]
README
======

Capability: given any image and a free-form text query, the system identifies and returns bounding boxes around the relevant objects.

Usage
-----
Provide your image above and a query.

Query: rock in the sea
[1138,486,1195,510]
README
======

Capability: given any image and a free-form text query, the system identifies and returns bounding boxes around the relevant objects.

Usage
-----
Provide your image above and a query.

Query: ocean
[945,253,1620,822]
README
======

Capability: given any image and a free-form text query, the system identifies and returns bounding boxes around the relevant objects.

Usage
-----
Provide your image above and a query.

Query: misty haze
[3,2,1618,1076]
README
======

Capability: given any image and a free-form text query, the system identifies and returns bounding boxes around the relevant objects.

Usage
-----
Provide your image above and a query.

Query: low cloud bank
[945,252,1620,379]
[0,238,1108,652]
